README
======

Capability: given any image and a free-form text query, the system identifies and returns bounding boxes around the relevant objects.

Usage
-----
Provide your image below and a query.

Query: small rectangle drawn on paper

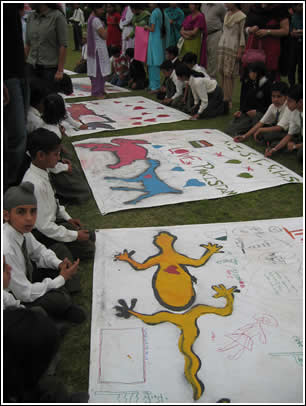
[99,328,145,384]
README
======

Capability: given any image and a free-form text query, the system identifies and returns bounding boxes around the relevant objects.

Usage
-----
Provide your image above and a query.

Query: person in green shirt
[128,4,151,40]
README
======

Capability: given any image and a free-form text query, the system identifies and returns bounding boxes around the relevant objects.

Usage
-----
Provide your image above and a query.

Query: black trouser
[288,38,303,86]
[26,64,57,88]
[73,22,83,50]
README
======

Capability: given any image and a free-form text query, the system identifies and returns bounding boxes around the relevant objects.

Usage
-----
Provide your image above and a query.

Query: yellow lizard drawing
[114,231,238,400]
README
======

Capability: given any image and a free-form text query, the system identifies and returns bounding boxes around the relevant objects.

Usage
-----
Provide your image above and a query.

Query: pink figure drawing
[66,103,96,120]
[217,314,278,360]
[75,138,150,169]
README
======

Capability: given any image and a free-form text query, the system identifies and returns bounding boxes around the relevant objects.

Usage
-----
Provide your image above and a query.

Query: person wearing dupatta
[145,4,165,93]
[217,4,246,109]
[87,5,111,97]
[128,4,151,40]
[119,5,134,54]
[164,4,185,48]
[179,4,207,68]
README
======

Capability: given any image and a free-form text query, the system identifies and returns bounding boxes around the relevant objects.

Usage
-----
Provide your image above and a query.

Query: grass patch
[57,27,303,392]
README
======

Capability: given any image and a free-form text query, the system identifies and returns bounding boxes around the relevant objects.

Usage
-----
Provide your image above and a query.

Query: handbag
[177,36,184,52]
[242,34,266,67]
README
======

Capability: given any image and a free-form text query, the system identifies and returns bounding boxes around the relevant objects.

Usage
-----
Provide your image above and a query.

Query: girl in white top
[119,5,135,54]
[175,64,227,120]
[87,5,111,97]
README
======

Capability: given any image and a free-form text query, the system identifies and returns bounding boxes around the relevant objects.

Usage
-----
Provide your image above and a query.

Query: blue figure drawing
[104,159,183,204]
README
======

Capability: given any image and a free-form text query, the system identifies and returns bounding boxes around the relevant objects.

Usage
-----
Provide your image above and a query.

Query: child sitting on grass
[22,128,95,261]
[109,45,129,87]
[265,84,303,162]
[3,182,85,323]
[226,61,272,137]
[234,81,290,144]
[125,47,147,90]
[175,63,228,119]
[41,93,91,204]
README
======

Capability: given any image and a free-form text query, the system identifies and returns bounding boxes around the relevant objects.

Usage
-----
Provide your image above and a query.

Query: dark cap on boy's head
[4,182,37,211]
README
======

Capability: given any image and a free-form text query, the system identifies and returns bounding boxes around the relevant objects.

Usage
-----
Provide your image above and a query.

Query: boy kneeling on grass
[3,182,86,323]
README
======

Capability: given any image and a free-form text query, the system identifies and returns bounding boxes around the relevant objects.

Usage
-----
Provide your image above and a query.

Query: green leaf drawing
[226,159,242,164]
[238,172,253,178]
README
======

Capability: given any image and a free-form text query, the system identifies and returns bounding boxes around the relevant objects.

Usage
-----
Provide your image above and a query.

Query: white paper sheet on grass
[89,218,303,403]
[64,97,190,136]
[73,129,302,215]
[63,76,130,99]
[64,69,79,76]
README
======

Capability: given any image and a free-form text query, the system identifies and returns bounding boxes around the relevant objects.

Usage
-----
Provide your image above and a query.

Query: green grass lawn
[57,27,303,393]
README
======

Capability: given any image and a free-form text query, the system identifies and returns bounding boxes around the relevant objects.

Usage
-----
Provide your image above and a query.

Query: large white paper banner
[63,77,130,99]
[73,130,302,215]
[89,218,303,403]
[65,97,190,136]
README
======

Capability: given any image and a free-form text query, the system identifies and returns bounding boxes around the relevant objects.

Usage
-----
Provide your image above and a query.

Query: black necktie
[274,110,280,125]
[21,238,34,282]
[47,171,60,215]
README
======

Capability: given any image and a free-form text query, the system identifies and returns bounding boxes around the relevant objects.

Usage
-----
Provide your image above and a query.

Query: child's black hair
[166,45,178,58]
[29,78,51,108]
[27,128,61,159]
[53,73,73,96]
[182,52,197,66]
[175,63,204,79]
[125,47,134,59]
[246,61,267,79]
[271,81,289,96]
[160,60,174,71]
[41,93,67,125]
[110,46,121,57]
[288,84,303,102]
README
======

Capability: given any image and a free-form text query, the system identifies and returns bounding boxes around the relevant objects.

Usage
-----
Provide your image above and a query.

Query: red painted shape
[164,265,180,275]
[174,149,189,154]
[138,100,145,103]
[144,174,152,178]
[66,103,96,120]
[113,101,122,103]
[142,112,150,115]
[157,114,170,118]
[157,107,164,109]
[125,105,132,107]
[133,106,145,110]
[132,122,142,125]
[130,117,142,120]
[144,118,156,122]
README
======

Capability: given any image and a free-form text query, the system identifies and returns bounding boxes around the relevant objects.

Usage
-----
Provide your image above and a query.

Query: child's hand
[246,110,256,118]
[253,128,263,142]
[62,158,72,173]
[190,114,199,121]
[60,125,66,137]
[60,258,80,280]
[68,218,83,229]
[234,135,247,142]
[162,98,172,105]
[233,111,242,118]
[287,141,297,152]
[77,230,90,241]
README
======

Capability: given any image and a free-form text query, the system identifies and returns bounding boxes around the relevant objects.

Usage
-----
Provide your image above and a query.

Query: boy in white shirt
[3,182,85,322]
[234,82,289,143]
[22,128,95,260]
[158,60,184,106]
[265,84,303,161]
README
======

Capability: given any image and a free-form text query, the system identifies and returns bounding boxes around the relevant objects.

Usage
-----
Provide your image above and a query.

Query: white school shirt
[288,109,303,136]
[193,64,210,79]
[3,222,64,303]
[170,70,184,100]
[260,102,288,127]
[189,76,218,114]
[27,106,44,134]
[22,164,78,242]
[82,43,88,60]
[70,8,85,26]
[3,290,25,309]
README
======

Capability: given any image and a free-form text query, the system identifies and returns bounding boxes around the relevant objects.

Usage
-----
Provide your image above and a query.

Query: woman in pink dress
[106,4,122,51]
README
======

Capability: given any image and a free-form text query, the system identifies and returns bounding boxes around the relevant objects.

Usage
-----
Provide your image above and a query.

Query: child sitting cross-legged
[175,63,228,120]
[125,47,147,90]
[22,128,95,261]
[265,84,303,161]
[3,182,86,323]
[234,81,290,144]
[226,61,272,137]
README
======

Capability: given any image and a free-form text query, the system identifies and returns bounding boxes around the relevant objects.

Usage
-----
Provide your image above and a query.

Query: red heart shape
[113,101,121,103]
[142,112,150,115]
[132,122,142,125]
[130,117,142,120]
[133,106,145,110]
[157,114,170,118]
[145,118,156,122]
[144,174,152,178]
[125,105,132,107]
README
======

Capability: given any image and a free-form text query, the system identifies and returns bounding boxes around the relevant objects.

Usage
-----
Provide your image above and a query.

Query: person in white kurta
[87,7,111,97]
[119,6,134,55]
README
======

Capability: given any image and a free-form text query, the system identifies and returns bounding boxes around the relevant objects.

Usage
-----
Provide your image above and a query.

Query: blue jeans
[4,77,29,186]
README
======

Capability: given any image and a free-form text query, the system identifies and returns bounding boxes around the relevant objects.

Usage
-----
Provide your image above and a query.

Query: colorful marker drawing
[114,232,238,400]
[217,314,278,360]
